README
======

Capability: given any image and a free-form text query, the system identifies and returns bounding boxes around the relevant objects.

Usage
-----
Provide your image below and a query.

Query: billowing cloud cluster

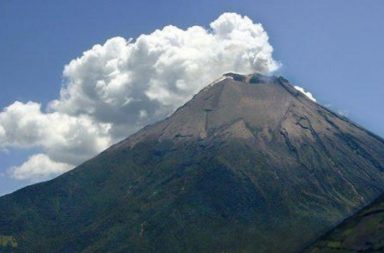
[0,101,111,180]
[51,12,279,137]
[0,102,111,163]
[0,13,279,181]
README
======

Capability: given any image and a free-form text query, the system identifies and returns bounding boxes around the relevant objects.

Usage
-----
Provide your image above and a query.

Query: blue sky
[1,0,383,195]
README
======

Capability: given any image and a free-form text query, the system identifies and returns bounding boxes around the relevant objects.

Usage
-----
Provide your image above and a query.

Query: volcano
[1,73,384,253]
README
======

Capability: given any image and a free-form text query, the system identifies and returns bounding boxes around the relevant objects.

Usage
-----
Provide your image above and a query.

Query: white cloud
[50,12,279,137]
[8,154,72,181]
[0,125,5,140]
[294,85,317,102]
[0,101,112,165]
[0,12,279,181]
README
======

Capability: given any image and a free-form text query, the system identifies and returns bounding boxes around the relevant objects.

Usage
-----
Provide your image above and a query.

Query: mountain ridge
[302,192,384,253]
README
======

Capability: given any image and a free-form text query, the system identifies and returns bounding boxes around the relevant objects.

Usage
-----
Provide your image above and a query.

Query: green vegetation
[303,195,384,253]
[0,235,17,248]
[325,240,341,249]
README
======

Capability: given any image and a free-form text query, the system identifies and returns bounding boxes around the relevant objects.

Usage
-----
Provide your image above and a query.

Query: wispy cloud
[294,85,317,102]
